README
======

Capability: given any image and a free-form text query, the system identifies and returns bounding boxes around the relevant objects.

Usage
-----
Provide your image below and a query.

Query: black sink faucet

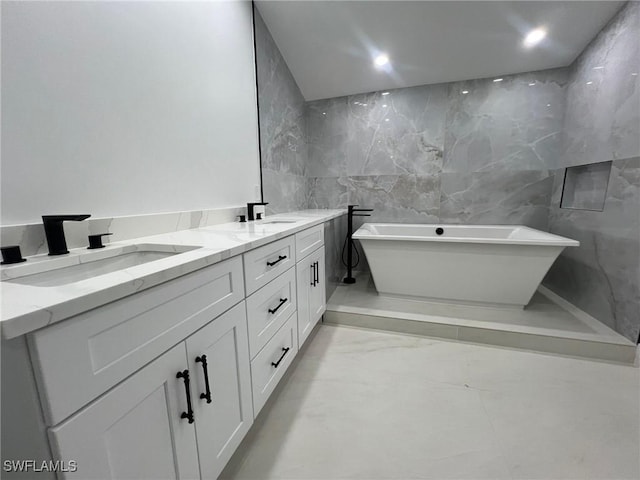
[247,202,268,221]
[42,215,91,255]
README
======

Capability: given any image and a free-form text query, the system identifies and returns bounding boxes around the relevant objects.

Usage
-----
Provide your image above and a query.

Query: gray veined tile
[262,170,309,215]
[255,8,309,203]
[344,84,447,176]
[443,68,568,173]
[346,174,441,223]
[560,1,640,168]
[307,177,349,209]
[439,170,553,229]
[545,157,640,342]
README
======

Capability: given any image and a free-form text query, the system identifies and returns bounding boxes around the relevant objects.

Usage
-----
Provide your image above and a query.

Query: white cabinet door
[49,344,200,480]
[296,253,313,349]
[296,246,326,348]
[309,246,326,325]
[185,302,253,480]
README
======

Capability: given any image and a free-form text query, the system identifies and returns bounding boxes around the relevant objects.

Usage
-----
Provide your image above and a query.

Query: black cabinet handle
[267,255,287,267]
[310,263,315,286]
[314,261,319,286]
[271,347,291,368]
[176,370,194,423]
[268,298,288,314]
[195,355,212,404]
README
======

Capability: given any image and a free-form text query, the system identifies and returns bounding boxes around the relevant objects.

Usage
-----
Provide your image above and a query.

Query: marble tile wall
[544,1,640,343]
[561,1,640,169]
[254,8,309,215]
[545,158,640,342]
[307,68,567,230]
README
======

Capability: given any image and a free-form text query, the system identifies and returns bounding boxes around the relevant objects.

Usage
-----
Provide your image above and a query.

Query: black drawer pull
[314,261,319,286]
[268,297,288,314]
[176,370,194,423]
[267,255,287,267]
[271,347,290,368]
[310,262,315,286]
[195,355,212,404]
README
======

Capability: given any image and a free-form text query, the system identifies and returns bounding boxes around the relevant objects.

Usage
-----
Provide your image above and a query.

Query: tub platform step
[325,274,636,364]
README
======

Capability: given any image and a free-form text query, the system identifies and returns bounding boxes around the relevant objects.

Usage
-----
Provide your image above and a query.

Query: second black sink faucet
[42,215,91,255]
[247,202,268,221]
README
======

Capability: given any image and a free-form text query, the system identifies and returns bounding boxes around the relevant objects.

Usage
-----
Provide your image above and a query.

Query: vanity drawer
[28,256,245,426]
[250,312,297,417]
[246,267,297,359]
[243,236,295,295]
[295,224,324,260]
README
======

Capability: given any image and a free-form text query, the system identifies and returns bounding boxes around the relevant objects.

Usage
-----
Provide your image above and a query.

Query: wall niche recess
[560,161,613,211]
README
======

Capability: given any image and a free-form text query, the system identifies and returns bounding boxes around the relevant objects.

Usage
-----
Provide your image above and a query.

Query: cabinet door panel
[186,302,253,480]
[296,247,326,349]
[295,254,313,349]
[309,247,327,324]
[49,344,199,480]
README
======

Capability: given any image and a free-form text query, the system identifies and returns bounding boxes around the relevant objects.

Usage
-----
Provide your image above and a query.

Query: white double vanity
[1,210,344,480]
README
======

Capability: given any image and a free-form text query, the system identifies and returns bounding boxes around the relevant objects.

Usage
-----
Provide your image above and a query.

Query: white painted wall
[1,1,260,225]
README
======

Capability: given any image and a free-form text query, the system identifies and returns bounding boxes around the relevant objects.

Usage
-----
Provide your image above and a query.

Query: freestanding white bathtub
[353,224,579,308]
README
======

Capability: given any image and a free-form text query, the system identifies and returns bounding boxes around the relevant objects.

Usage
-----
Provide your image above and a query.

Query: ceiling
[256,1,625,101]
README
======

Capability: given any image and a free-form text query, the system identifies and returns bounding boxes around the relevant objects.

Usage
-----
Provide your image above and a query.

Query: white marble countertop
[0,209,346,339]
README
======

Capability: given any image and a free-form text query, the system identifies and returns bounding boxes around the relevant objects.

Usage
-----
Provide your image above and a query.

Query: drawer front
[246,267,297,359]
[250,312,298,417]
[29,256,245,426]
[295,224,324,260]
[243,236,295,295]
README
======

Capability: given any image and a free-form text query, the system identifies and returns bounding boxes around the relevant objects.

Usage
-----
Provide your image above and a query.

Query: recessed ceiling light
[529,83,536,86]
[523,28,547,48]
[593,66,604,70]
[462,90,469,94]
[546,104,551,107]
[381,92,390,96]
[493,78,503,83]
[586,81,593,85]
[385,118,390,122]
[632,73,638,76]
[322,112,326,115]
[374,54,389,67]
[383,104,388,107]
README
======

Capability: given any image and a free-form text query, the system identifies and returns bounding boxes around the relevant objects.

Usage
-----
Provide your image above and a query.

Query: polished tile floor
[222,325,639,480]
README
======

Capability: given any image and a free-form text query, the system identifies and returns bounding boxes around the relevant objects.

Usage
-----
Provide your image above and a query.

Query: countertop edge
[1,210,346,339]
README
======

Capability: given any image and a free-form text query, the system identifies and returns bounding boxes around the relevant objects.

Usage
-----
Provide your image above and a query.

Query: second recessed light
[374,54,390,68]
[523,28,547,48]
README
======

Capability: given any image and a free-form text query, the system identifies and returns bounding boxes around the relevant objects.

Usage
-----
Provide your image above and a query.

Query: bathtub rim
[352,223,580,247]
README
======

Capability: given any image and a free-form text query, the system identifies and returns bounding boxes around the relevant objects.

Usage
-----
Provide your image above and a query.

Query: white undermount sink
[260,218,298,224]
[1,244,201,287]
